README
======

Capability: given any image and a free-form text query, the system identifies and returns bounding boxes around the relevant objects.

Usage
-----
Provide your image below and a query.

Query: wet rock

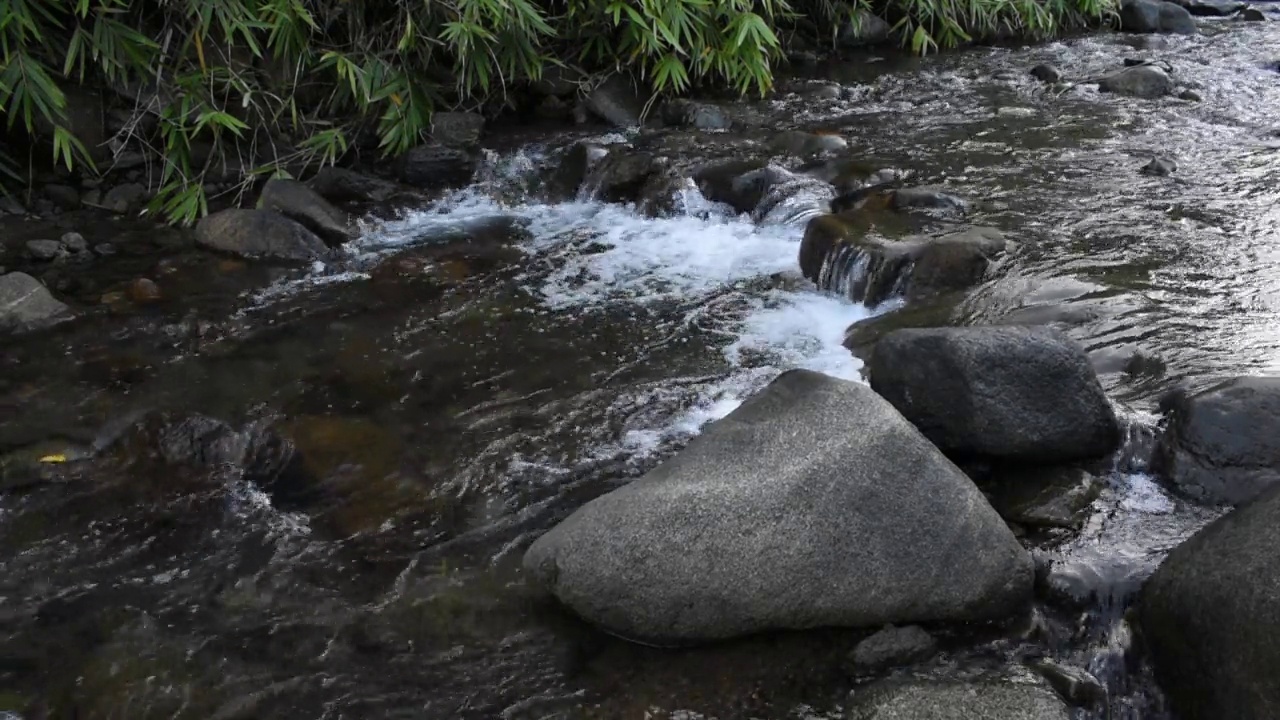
[523,369,1033,644]
[1141,156,1177,175]
[0,272,72,332]
[126,278,162,305]
[890,187,968,215]
[1239,7,1266,20]
[1099,65,1174,98]
[585,74,645,128]
[1031,658,1108,709]
[847,680,1071,719]
[1138,483,1280,720]
[307,167,402,203]
[583,150,660,204]
[660,99,732,130]
[1118,0,1198,33]
[1030,64,1063,83]
[986,466,1101,529]
[848,625,938,675]
[1178,88,1203,101]
[102,182,148,213]
[258,178,355,245]
[1154,377,1280,505]
[549,142,608,201]
[808,82,844,100]
[430,111,485,147]
[801,215,1007,305]
[60,232,87,253]
[843,299,959,362]
[868,326,1121,464]
[692,159,775,214]
[751,170,836,225]
[770,130,849,157]
[93,242,117,256]
[44,183,80,210]
[1167,0,1244,15]
[397,144,477,189]
[26,239,64,261]
[838,10,893,47]
[195,209,330,262]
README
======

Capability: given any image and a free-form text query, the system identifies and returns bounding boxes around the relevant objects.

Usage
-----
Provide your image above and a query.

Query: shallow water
[3,15,1280,720]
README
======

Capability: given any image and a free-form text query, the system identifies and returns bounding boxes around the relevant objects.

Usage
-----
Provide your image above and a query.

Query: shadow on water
[4,17,1280,720]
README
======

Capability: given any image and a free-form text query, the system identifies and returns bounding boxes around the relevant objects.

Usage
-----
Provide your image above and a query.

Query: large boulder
[1118,0,1198,32]
[1153,377,1280,505]
[195,209,330,262]
[847,680,1071,719]
[1137,483,1280,720]
[522,369,1033,644]
[0,272,72,332]
[800,214,1008,305]
[868,326,1121,463]
[258,178,355,244]
[1166,0,1244,15]
[1099,64,1174,98]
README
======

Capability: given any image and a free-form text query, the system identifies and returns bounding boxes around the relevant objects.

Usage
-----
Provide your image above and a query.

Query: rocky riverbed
[3,6,1280,719]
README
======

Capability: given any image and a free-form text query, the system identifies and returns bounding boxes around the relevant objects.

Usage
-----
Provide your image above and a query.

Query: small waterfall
[802,222,915,308]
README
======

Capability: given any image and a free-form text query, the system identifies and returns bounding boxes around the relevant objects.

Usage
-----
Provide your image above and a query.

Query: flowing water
[3,16,1280,720]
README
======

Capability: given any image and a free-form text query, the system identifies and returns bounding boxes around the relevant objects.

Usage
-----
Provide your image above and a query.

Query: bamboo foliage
[0,0,1112,225]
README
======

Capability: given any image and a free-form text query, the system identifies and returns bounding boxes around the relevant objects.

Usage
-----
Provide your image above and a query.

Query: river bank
[3,9,1280,720]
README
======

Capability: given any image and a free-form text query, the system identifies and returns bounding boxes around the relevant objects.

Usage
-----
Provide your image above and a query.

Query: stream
[3,15,1280,720]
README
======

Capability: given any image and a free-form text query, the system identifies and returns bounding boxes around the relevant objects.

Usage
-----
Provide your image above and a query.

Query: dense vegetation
[0,0,1112,224]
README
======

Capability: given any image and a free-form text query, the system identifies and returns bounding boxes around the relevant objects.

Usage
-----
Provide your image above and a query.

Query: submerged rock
[523,369,1033,644]
[800,214,1007,305]
[1099,65,1174,98]
[1154,377,1280,505]
[195,209,330,262]
[847,680,1071,719]
[1141,156,1177,175]
[0,271,72,332]
[769,130,849,157]
[1138,483,1280,719]
[848,625,938,675]
[1118,0,1198,33]
[1031,64,1064,83]
[869,326,1121,464]
[258,178,355,244]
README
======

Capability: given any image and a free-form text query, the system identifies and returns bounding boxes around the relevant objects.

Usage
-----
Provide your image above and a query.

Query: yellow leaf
[38,454,67,464]
[390,93,403,106]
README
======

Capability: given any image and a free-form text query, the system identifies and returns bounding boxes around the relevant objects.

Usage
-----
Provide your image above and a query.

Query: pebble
[93,243,118,256]
[26,239,64,261]
[60,232,87,252]
[127,278,163,305]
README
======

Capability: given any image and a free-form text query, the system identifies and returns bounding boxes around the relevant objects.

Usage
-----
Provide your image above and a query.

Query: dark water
[3,16,1279,720]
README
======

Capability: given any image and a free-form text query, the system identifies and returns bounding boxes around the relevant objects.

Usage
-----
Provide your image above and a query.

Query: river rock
[660,99,732,131]
[549,142,609,200]
[1137,483,1280,719]
[102,182,148,213]
[26,239,64,261]
[258,178,354,245]
[1031,64,1063,83]
[307,167,402,203]
[1167,0,1244,15]
[0,272,72,332]
[869,326,1121,463]
[582,150,659,204]
[126,277,162,305]
[1141,156,1177,175]
[430,111,485,147]
[1099,65,1174,98]
[1239,7,1266,20]
[585,74,644,128]
[839,10,893,47]
[1153,377,1280,505]
[397,143,477,189]
[522,369,1033,644]
[847,680,1071,719]
[60,232,87,253]
[692,159,776,214]
[1179,88,1203,101]
[800,216,1008,305]
[770,130,849,157]
[1118,0,1198,32]
[1031,658,1108,709]
[44,184,80,210]
[848,625,938,675]
[195,209,330,262]
[985,466,1101,529]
